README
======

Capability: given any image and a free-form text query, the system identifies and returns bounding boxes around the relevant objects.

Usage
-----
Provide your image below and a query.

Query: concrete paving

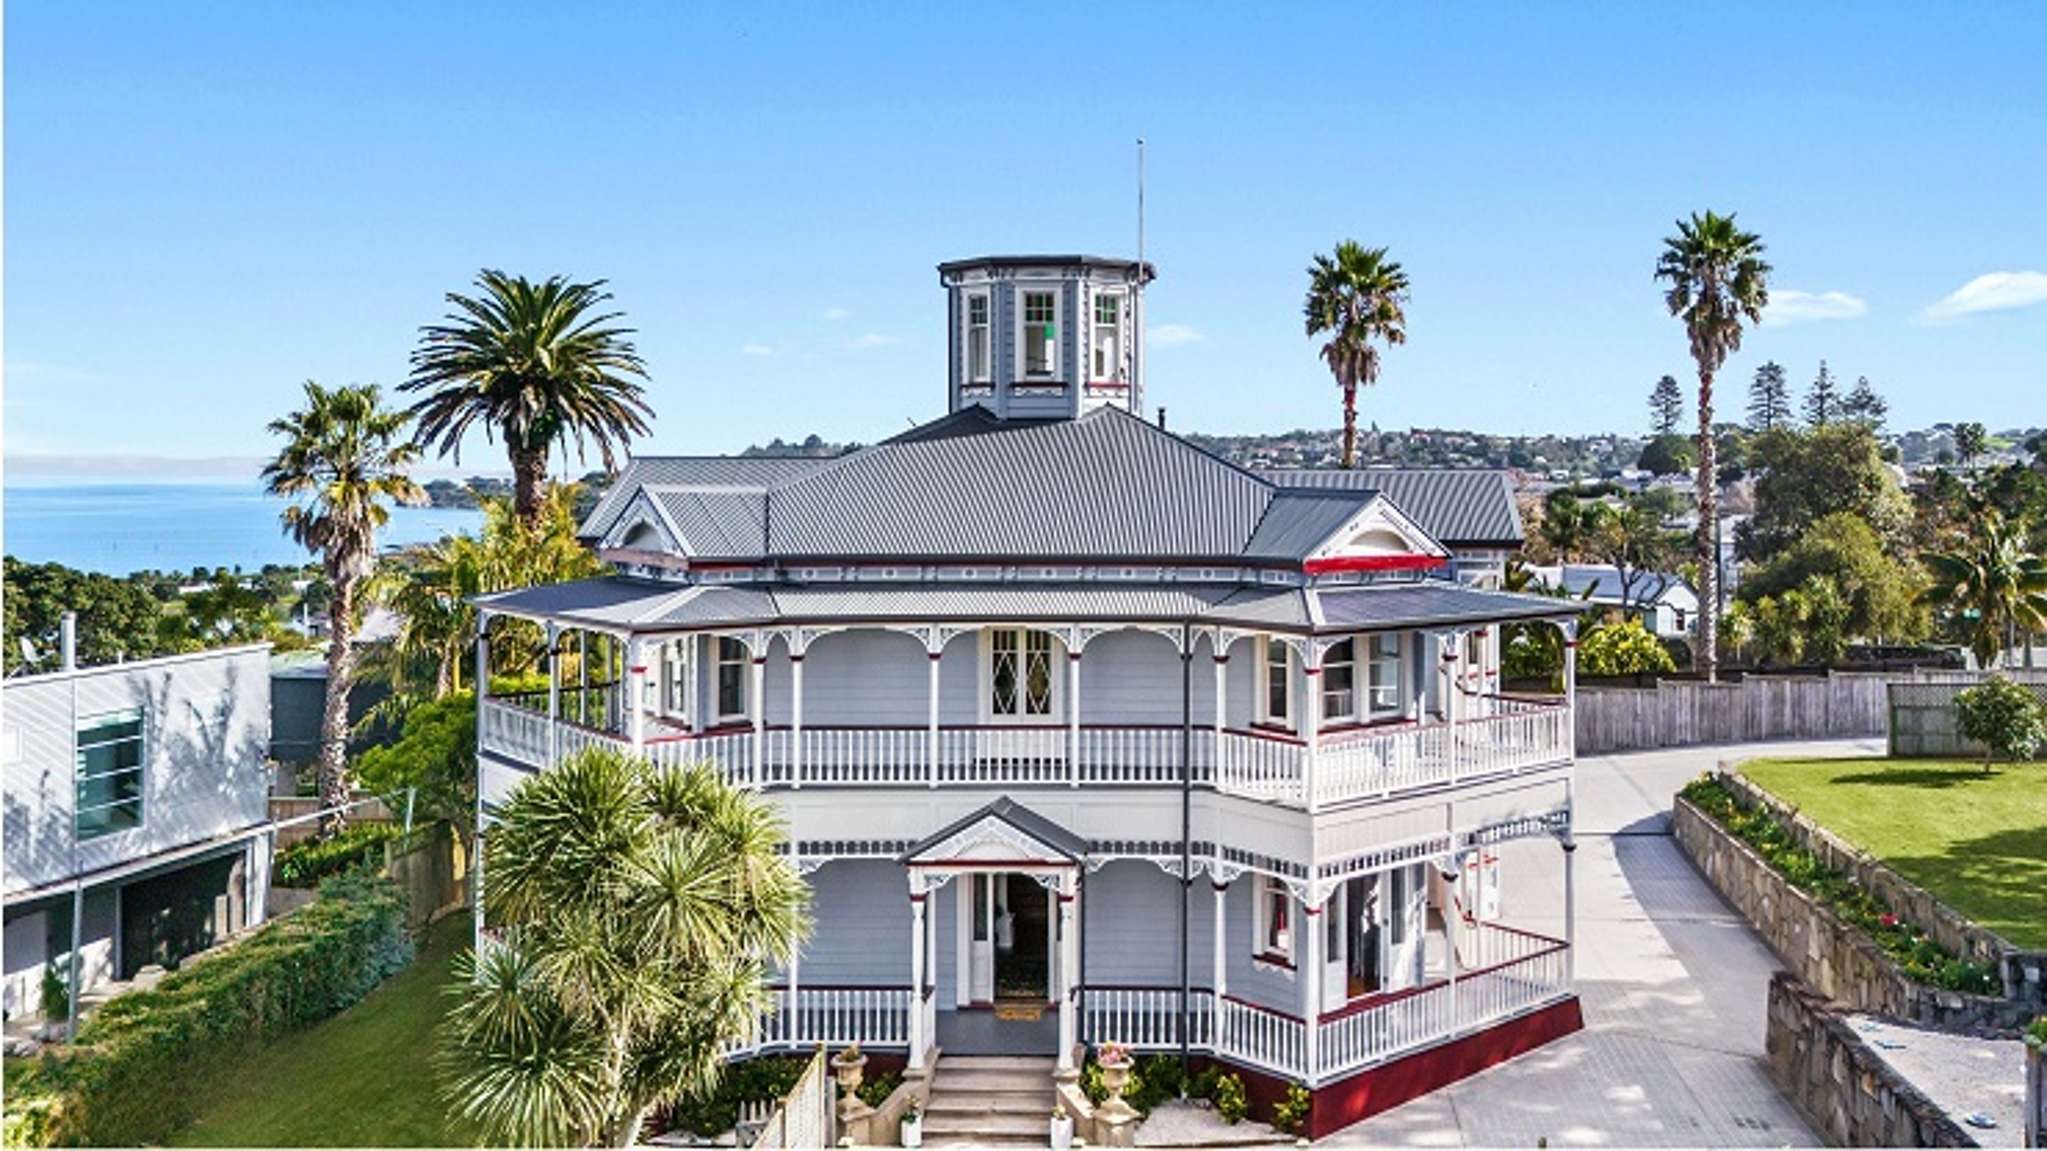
[1325,737,1888,1148]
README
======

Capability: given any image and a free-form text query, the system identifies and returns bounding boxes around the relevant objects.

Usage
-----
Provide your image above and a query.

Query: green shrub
[1,872,412,1147]
[1272,1083,1312,1135]
[663,1055,808,1137]
[1680,776,2000,995]
[273,822,403,887]
[2026,1016,2046,1047]
[856,1067,903,1109]
[40,964,69,1023]
[1579,618,1677,676]
[1212,1071,1248,1124]
[1954,675,2047,770]
[1188,1062,1222,1103]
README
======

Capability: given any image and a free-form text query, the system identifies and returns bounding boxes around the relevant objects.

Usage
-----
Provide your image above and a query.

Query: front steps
[921,1054,1058,1147]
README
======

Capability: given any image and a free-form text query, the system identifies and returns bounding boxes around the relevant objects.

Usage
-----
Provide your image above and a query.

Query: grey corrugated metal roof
[901,797,1089,862]
[1241,491,1374,559]
[766,407,1294,560]
[579,456,836,541]
[649,489,768,557]
[1312,581,1575,631]
[1262,468,1523,546]
[473,578,1315,631]
[1546,564,1693,605]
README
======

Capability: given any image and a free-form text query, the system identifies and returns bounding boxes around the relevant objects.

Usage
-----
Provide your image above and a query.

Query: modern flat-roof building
[2,644,273,1030]
[473,255,1585,1138]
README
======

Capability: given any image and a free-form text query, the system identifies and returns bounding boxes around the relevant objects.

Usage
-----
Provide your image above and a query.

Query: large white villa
[474,255,1585,1138]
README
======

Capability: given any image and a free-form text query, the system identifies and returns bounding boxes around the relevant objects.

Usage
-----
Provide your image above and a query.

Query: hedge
[2,872,413,1147]
[273,822,404,888]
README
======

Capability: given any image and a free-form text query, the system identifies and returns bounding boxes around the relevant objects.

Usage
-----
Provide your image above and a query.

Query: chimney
[1156,407,1167,431]
[60,612,77,672]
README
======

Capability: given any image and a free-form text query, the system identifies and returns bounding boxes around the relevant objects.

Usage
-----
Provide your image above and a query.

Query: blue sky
[7,3,2044,471]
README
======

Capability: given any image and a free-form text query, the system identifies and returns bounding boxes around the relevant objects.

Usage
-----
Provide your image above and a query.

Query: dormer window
[1092,293,1123,380]
[1022,291,1057,377]
[966,293,991,383]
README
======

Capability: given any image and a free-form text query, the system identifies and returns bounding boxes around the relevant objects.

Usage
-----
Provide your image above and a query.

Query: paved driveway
[1329,738,1887,1148]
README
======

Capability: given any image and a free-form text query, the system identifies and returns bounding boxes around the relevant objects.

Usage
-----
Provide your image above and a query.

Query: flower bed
[1680,777,1998,994]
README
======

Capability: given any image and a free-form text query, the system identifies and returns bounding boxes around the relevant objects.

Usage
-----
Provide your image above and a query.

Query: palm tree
[1922,513,2047,668]
[1655,211,1771,682]
[263,383,425,833]
[404,271,653,527]
[440,747,809,1147]
[1304,242,1409,468]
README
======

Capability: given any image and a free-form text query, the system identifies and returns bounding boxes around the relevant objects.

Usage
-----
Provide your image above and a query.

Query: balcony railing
[479,694,1570,811]
[1081,924,1570,1083]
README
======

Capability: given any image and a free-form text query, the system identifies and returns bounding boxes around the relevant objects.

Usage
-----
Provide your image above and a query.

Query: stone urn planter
[831,1044,868,1095]
[1097,1044,1138,1124]
[1049,1103,1074,1150]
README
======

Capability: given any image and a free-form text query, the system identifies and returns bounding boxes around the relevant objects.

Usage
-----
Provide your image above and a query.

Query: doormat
[994,1002,1044,1022]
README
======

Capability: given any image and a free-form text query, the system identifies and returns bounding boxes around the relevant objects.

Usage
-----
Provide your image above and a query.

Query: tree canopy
[1740,423,1910,562]
[1738,512,1926,645]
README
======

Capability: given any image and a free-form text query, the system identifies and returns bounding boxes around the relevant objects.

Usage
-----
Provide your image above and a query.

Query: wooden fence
[1578,667,2047,754]
[1575,672,1896,753]
[1887,670,2047,758]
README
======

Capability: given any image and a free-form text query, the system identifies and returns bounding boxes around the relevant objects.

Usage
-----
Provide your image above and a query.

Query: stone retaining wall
[1714,771,2046,1007]
[1674,792,2036,1033]
[1765,972,1977,1147]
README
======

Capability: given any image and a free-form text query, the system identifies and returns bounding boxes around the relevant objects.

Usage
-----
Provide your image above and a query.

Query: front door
[1322,884,1349,1013]
[962,874,995,1004]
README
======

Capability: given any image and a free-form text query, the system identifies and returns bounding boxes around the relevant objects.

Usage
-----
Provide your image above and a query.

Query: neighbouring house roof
[475,575,1575,635]
[1259,468,1524,547]
[900,797,1090,864]
[1538,564,1696,607]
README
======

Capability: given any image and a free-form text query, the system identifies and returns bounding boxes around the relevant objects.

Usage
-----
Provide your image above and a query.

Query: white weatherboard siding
[1083,861,1186,986]
[2,646,271,898]
[801,860,912,986]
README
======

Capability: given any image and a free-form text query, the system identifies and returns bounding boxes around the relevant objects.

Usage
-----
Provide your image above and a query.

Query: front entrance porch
[934,1004,1060,1056]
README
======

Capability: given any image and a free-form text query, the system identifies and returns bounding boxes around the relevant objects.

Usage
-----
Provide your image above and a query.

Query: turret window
[1092,293,1123,380]
[1022,291,1057,377]
[966,293,991,383]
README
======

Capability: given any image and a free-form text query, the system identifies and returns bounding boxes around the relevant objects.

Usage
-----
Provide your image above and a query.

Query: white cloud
[844,333,899,350]
[823,306,851,322]
[1762,290,1867,327]
[1147,323,1205,347]
[740,343,776,357]
[1920,271,2047,323]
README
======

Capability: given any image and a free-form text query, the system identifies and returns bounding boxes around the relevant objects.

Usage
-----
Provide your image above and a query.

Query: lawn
[170,913,472,1147]
[1738,757,2047,949]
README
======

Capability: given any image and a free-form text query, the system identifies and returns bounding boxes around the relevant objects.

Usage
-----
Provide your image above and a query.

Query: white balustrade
[1214,995,1307,1078]
[1213,732,1305,805]
[484,702,1568,810]
[1316,935,1569,1079]
[1082,986,1212,1049]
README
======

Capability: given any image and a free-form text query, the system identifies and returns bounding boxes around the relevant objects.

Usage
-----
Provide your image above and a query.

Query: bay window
[715,637,749,722]
[966,293,991,383]
[1092,292,1122,380]
[1022,291,1057,377]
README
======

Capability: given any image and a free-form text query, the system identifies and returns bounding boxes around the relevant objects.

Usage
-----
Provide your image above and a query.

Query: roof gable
[900,798,1088,865]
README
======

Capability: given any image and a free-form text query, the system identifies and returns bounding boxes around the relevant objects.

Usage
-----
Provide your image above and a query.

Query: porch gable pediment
[899,798,1087,867]
[1302,495,1450,576]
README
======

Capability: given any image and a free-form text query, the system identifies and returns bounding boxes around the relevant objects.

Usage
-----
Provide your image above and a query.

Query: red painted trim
[1223,990,1301,1019]
[1304,996,1584,1139]
[1303,666,1323,676]
[629,665,648,674]
[908,893,926,903]
[1303,554,1448,576]
[1241,723,1304,744]
[788,654,805,663]
[1212,655,1230,664]
[1068,651,1083,661]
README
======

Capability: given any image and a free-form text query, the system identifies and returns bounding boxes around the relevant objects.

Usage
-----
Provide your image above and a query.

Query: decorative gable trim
[601,491,687,556]
[1301,495,1450,576]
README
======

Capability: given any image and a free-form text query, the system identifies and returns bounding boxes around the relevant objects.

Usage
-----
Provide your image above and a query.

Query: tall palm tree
[367,531,485,702]
[1922,513,2047,668]
[440,747,809,1147]
[404,271,653,527]
[1655,211,1771,681]
[264,383,425,833]
[1304,242,1409,468]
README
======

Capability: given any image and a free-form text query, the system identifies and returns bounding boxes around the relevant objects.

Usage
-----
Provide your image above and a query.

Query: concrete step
[921,1111,1056,1140]
[940,1054,1056,1071]
[928,1069,1055,1094]
[924,1091,1057,1117]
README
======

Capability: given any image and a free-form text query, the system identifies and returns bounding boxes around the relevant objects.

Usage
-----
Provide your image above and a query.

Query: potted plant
[831,1043,868,1096]
[901,1096,923,1148]
[1095,1043,1137,1120]
[1050,1102,1074,1150]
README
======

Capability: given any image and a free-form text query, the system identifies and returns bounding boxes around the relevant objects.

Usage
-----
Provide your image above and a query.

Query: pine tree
[1803,360,1840,427]
[1747,361,1791,431]
[1841,375,1889,432]
[1648,374,1685,435]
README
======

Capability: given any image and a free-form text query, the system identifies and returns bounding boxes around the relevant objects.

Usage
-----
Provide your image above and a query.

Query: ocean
[2,482,485,576]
